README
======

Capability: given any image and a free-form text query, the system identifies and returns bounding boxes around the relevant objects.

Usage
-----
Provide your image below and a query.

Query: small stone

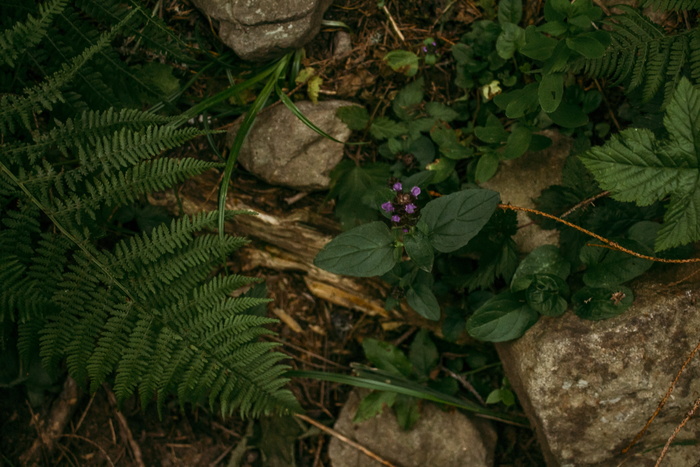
[333,31,353,58]
[328,389,497,467]
[226,100,353,191]
[191,0,332,62]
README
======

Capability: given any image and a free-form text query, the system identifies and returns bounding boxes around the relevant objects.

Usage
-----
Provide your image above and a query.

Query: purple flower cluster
[381,180,422,230]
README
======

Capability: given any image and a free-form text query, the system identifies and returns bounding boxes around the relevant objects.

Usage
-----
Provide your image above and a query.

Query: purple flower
[392,182,403,192]
[421,46,428,53]
[391,215,401,223]
[411,186,421,197]
[405,203,417,214]
[381,201,394,212]
[403,228,409,233]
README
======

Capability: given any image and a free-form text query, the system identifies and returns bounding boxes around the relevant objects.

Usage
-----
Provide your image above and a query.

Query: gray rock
[227,100,353,191]
[328,389,497,467]
[482,130,571,252]
[497,269,700,466]
[191,0,332,62]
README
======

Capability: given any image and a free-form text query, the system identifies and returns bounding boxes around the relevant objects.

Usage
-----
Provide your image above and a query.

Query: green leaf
[393,78,424,121]
[329,162,391,229]
[353,391,396,423]
[337,105,370,130]
[498,83,539,118]
[426,102,459,122]
[498,0,522,24]
[384,50,420,77]
[502,125,532,159]
[580,78,700,250]
[362,338,413,376]
[430,124,471,160]
[525,274,569,316]
[581,240,653,287]
[547,102,588,128]
[476,152,500,183]
[409,329,439,377]
[466,293,539,342]
[496,23,525,59]
[370,117,407,139]
[314,222,397,277]
[404,230,434,272]
[544,0,569,21]
[511,245,570,292]
[573,286,634,320]
[406,282,441,321]
[425,157,456,183]
[538,73,564,113]
[421,189,500,253]
[394,394,420,430]
[474,113,507,144]
[566,34,607,59]
[520,27,558,60]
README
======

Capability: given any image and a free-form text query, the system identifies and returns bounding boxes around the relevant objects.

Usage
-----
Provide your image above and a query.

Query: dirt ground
[0,0,547,465]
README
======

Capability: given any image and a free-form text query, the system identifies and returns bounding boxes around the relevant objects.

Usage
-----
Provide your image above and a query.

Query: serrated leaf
[580,78,700,250]
[393,78,424,120]
[406,282,441,321]
[384,50,419,77]
[498,0,523,25]
[421,189,500,253]
[573,286,633,320]
[525,274,569,316]
[353,391,396,423]
[362,338,413,376]
[370,117,407,139]
[336,105,370,130]
[329,161,391,228]
[466,293,539,342]
[314,222,396,277]
[426,102,459,122]
[581,239,653,287]
[404,230,434,272]
[474,113,507,143]
[496,22,525,60]
[511,245,570,292]
[409,329,439,377]
[430,124,471,160]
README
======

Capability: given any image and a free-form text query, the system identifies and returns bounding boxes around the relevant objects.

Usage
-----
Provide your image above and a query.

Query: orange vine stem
[498,204,700,264]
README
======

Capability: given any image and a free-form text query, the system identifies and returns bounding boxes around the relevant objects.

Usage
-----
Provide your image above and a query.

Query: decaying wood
[20,377,80,466]
[148,170,438,330]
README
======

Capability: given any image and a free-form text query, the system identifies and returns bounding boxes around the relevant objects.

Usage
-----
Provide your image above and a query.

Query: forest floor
[0,0,549,465]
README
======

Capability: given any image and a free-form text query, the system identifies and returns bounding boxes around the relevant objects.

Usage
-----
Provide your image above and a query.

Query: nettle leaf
[421,189,500,253]
[580,78,700,251]
[336,105,370,130]
[362,338,413,376]
[466,293,539,342]
[370,117,407,139]
[406,282,441,321]
[314,222,396,277]
[511,245,570,292]
[573,286,633,320]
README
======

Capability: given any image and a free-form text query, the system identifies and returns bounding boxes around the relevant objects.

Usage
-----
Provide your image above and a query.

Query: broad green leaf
[525,274,569,316]
[353,391,396,423]
[421,189,500,253]
[581,239,653,287]
[394,394,420,430]
[329,161,391,228]
[408,137,436,166]
[336,105,369,130]
[544,0,569,21]
[406,282,441,321]
[370,117,407,139]
[409,329,439,377]
[476,152,499,183]
[496,22,525,59]
[520,27,558,60]
[431,124,471,160]
[580,78,700,250]
[393,78,424,121]
[511,245,570,291]
[539,73,564,113]
[426,102,459,122]
[404,230,434,272]
[362,338,413,376]
[573,286,633,320]
[547,102,588,128]
[314,222,396,277]
[425,157,456,183]
[466,293,539,342]
[384,50,419,77]
[497,83,539,118]
[502,125,532,159]
[474,113,507,143]
[566,34,606,59]
[498,0,522,24]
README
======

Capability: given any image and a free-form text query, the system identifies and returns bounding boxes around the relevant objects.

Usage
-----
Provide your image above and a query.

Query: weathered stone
[328,389,497,467]
[483,131,571,252]
[227,100,353,191]
[191,0,332,62]
[497,269,700,466]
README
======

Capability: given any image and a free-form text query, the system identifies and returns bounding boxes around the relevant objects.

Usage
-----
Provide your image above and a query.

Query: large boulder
[497,269,700,465]
[328,389,497,467]
[191,0,332,62]
[227,100,353,191]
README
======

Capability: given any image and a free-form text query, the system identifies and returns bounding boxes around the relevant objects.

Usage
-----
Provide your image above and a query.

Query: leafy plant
[1,1,298,417]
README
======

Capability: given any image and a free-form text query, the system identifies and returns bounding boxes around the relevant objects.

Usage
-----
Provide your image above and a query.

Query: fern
[580,6,699,106]
[639,0,700,10]
[1,1,299,417]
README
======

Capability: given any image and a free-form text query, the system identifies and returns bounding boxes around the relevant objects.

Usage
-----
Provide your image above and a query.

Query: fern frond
[0,0,67,68]
[639,0,700,10]
[580,6,697,106]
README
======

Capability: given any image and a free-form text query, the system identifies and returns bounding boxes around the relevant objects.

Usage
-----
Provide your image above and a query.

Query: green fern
[580,78,700,251]
[580,6,699,106]
[639,0,700,10]
[1,1,300,417]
